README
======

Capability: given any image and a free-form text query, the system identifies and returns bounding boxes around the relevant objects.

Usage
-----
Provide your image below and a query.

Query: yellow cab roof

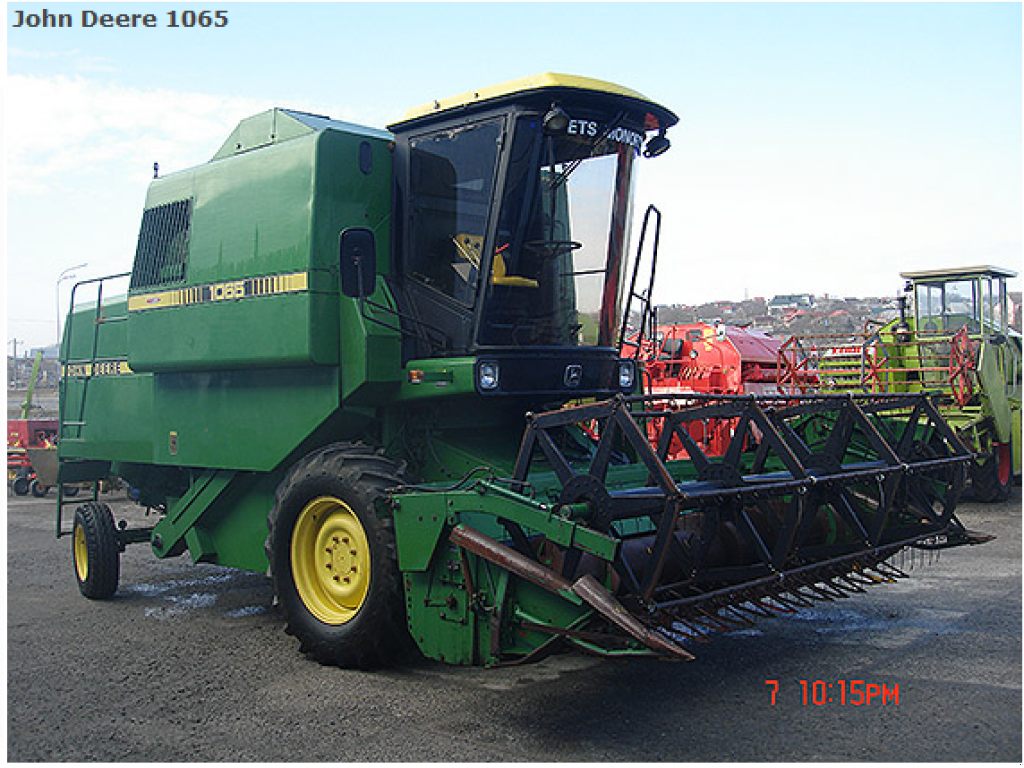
[391,72,678,131]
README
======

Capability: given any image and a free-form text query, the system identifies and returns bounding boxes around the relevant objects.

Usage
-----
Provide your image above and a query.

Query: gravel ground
[7,490,1021,762]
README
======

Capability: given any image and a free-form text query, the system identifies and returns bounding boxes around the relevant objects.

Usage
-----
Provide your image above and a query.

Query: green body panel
[180,471,280,572]
[129,291,337,370]
[140,143,315,290]
[60,116,399,475]
[977,341,1015,445]
[396,358,477,401]
[393,482,610,666]
[152,469,235,558]
[60,373,154,462]
[128,124,393,372]
[147,367,340,470]
[63,297,129,363]
[61,356,342,472]
[402,548,477,665]
[338,286,402,404]
[58,113,407,578]
[392,483,620,569]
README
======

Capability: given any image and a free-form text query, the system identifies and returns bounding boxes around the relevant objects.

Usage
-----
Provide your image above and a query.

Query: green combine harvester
[59,74,987,668]
[778,266,1021,503]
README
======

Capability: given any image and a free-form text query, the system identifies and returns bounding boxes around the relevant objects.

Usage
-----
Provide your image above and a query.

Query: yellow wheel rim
[290,496,371,625]
[74,523,89,582]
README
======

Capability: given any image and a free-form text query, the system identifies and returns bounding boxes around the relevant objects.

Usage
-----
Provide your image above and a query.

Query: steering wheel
[523,239,583,258]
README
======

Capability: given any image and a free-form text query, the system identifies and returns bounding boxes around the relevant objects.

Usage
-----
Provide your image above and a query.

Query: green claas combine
[58,74,988,668]
[778,265,1021,503]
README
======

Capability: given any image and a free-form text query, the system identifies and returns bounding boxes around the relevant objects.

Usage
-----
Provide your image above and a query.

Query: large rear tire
[267,443,410,669]
[73,502,121,599]
[972,443,1013,503]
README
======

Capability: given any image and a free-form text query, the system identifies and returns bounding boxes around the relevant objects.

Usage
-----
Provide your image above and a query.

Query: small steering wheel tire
[73,502,121,599]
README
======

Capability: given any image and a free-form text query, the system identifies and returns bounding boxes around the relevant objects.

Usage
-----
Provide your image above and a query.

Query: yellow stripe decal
[63,360,133,378]
[128,271,309,312]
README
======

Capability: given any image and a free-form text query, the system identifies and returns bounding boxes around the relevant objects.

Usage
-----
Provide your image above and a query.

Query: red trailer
[8,419,58,450]
[7,419,58,496]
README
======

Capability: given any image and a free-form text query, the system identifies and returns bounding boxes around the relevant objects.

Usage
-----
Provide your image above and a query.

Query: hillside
[655,291,1022,338]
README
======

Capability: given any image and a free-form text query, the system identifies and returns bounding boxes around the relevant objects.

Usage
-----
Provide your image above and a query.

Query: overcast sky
[6,1,1022,350]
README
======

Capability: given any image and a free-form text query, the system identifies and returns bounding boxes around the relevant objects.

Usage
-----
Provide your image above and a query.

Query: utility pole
[9,338,22,388]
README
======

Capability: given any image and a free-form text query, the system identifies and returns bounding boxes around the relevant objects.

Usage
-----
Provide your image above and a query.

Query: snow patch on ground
[143,592,219,619]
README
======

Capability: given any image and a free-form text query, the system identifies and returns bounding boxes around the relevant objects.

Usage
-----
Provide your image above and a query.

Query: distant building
[768,294,815,313]
[31,344,60,360]
[8,347,60,388]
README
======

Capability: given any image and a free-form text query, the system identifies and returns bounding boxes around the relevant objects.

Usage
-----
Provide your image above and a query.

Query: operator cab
[386,74,677,398]
[903,265,1018,336]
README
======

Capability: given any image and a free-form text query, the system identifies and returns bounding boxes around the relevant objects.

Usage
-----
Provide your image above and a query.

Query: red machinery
[635,323,816,457]
[8,419,58,450]
[7,419,58,496]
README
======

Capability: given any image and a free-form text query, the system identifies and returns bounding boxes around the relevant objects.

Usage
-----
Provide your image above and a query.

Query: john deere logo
[564,364,583,388]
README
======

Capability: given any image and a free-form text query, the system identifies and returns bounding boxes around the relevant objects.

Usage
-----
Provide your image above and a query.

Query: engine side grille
[129,199,193,290]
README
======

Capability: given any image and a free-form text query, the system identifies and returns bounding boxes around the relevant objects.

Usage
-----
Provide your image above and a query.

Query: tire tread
[74,502,120,599]
[266,443,409,669]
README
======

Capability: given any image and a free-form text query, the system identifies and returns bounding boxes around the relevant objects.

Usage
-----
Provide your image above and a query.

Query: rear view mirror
[339,228,377,298]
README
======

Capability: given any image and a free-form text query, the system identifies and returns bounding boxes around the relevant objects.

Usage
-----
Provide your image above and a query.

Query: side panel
[63,125,397,474]
[128,284,337,371]
[172,470,280,572]
[150,366,340,470]
[127,134,339,372]
[60,297,156,464]
[311,130,403,403]
[60,373,155,463]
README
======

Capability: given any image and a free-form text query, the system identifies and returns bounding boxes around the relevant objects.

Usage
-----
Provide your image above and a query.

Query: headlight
[618,360,636,390]
[478,361,500,391]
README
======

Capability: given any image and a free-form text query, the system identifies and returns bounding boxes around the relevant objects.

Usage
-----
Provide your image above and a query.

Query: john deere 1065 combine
[59,74,986,668]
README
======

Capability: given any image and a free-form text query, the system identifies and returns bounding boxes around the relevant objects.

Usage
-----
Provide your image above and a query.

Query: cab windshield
[476,113,640,348]
[915,276,1012,335]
